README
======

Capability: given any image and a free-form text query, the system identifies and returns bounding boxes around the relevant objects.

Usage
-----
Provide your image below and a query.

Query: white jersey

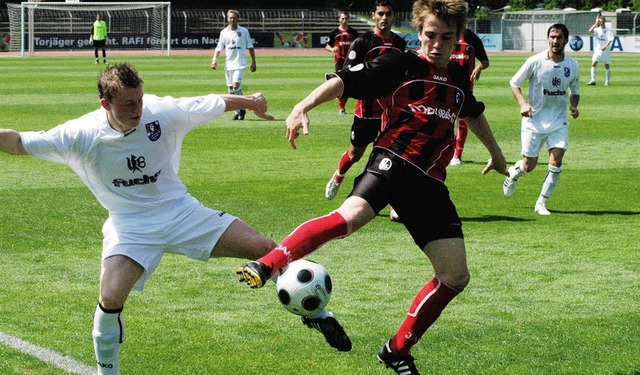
[593,26,613,51]
[215,25,254,70]
[510,50,580,132]
[20,94,226,215]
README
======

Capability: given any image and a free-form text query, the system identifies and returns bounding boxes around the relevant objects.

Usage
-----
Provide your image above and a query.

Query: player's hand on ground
[285,107,310,149]
[250,93,274,121]
[482,154,507,176]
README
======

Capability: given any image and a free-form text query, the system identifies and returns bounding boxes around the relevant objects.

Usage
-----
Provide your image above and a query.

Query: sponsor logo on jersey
[123,128,137,137]
[543,89,567,96]
[145,121,161,141]
[127,154,146,173]
[407,104,457,123]
[112,170,162,187]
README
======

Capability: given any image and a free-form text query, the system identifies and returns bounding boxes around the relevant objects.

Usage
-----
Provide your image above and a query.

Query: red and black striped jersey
[336,51,484,182]
[326,27,359,65]
[449,30,489,91]
[343,31,407,119]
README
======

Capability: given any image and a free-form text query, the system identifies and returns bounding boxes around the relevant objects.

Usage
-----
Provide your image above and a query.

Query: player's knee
[99,293,125,310]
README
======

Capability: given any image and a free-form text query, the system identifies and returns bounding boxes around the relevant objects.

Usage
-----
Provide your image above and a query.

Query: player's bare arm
[285,78,344,149]
[463,114,507,176]
[249,49,257,72]
[0,129,27,155]
[220,93,274,120]
[511,86,535,117]
[569,94,580,119]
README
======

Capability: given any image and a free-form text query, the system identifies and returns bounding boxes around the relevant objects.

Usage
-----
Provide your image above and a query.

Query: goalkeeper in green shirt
[91,13,108,64]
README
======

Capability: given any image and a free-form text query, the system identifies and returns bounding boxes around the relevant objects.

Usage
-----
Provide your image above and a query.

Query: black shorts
[350,117,380,148]
[93,39,106,48]
[348,149,463,248]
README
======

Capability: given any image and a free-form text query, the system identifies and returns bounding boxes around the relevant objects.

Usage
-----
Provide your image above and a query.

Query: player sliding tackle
[238,0,507,374]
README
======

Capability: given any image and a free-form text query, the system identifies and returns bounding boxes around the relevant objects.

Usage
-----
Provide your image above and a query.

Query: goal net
[7,2,171,57]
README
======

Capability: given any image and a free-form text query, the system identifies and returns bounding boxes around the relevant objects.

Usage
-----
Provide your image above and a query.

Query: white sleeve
[510,57,533,88]
[20,118,94,165]
[153,94,227,134]
[215,30,225,52]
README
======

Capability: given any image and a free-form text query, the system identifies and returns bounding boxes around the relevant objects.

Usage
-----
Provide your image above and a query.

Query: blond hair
[412,0,468,37]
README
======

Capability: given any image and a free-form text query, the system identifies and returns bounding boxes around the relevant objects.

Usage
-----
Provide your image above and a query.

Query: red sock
[389,277,461,354]
[336,151,355,178]
[338,98,347,111]
[258,211,352,273]
[454,120,468,158]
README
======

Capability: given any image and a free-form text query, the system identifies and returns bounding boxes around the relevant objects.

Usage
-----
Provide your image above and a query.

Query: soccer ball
[276,259,332,316]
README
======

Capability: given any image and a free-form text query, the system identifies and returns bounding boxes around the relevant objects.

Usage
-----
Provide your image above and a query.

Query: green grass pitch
[0,52,639,374]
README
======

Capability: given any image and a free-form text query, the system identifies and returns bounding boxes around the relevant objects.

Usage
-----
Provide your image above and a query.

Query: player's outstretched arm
[463,114,507,176]
[220,93,275,121]
[285,78,344,149]
[0,129,27,155]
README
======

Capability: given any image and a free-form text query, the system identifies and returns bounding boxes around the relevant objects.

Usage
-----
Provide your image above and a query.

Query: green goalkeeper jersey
[92,20,107,41]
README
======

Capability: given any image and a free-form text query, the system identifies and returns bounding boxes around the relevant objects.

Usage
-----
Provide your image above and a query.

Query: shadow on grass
[461,215,532,222]
[614,370,640,375]
[549,210,640,216]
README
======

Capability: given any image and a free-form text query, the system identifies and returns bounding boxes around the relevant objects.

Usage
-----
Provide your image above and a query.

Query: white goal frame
[7,2,171,57]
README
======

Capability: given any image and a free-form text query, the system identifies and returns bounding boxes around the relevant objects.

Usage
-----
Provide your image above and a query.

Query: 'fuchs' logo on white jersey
[145,121,161,141]
[379,158,392,171]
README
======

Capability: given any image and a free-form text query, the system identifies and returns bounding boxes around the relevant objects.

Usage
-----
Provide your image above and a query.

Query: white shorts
[225,68,246,87]
[102,194,237,291]
[592,49,611,64]
[521,126,568,158]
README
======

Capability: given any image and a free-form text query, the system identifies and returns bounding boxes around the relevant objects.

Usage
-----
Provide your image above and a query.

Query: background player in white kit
[211,9,257,120]
[0,62,348,374]
[503,24,580,216]
[586,15,613,86]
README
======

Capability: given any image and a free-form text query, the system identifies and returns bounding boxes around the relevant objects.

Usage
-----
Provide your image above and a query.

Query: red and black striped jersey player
[325,11,359,115]
[448,28,490,166]
[325,0,407,208]
[238,0,507,374]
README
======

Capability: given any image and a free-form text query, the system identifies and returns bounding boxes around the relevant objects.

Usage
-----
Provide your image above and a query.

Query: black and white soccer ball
[276,259,332,316]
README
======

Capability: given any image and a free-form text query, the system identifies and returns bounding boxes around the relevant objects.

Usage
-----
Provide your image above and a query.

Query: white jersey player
[211,9,257,120]
[0,62,353,374]
[503,24,580,216]
[587,15,613,86]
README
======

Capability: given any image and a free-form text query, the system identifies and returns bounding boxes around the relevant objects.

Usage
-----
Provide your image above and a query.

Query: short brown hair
[97,62,143,102]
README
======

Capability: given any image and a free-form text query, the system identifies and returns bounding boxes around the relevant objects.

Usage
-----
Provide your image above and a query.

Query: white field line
[0,332,95,375]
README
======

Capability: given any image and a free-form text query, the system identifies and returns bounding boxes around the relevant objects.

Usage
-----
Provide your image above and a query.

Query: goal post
[7,2,171,57]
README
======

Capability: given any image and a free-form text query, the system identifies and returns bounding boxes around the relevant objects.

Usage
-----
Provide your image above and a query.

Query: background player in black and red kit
[326,11,359,115]
[449,28,490,166]
[325,0,407,202]
[238,0,507,373]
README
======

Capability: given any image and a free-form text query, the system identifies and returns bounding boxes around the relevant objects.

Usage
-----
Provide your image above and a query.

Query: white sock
[511,160,527,180]
[539,164,562,203]
[93,304,124,375]
[606,68,611,81]
[307,308,331,319]
[591,67,596,81]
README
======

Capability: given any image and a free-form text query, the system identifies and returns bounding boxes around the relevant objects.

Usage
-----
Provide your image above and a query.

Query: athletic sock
[338,98,347,111]
[389,277,460,355]
[606,68,611,82]
[591,67,596,81]
[454,120,468,158]
[258,211,352,273]
[93,303,124,375]
[512,159,527,179]
[539,164,562,202]
[337,151,355,177]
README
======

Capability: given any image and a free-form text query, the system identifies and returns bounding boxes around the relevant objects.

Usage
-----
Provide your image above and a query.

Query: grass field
[0,52,639,375]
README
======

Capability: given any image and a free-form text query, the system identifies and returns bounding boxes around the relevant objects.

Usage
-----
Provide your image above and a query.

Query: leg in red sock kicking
[239,197,376,288]
[389,238,469,355]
